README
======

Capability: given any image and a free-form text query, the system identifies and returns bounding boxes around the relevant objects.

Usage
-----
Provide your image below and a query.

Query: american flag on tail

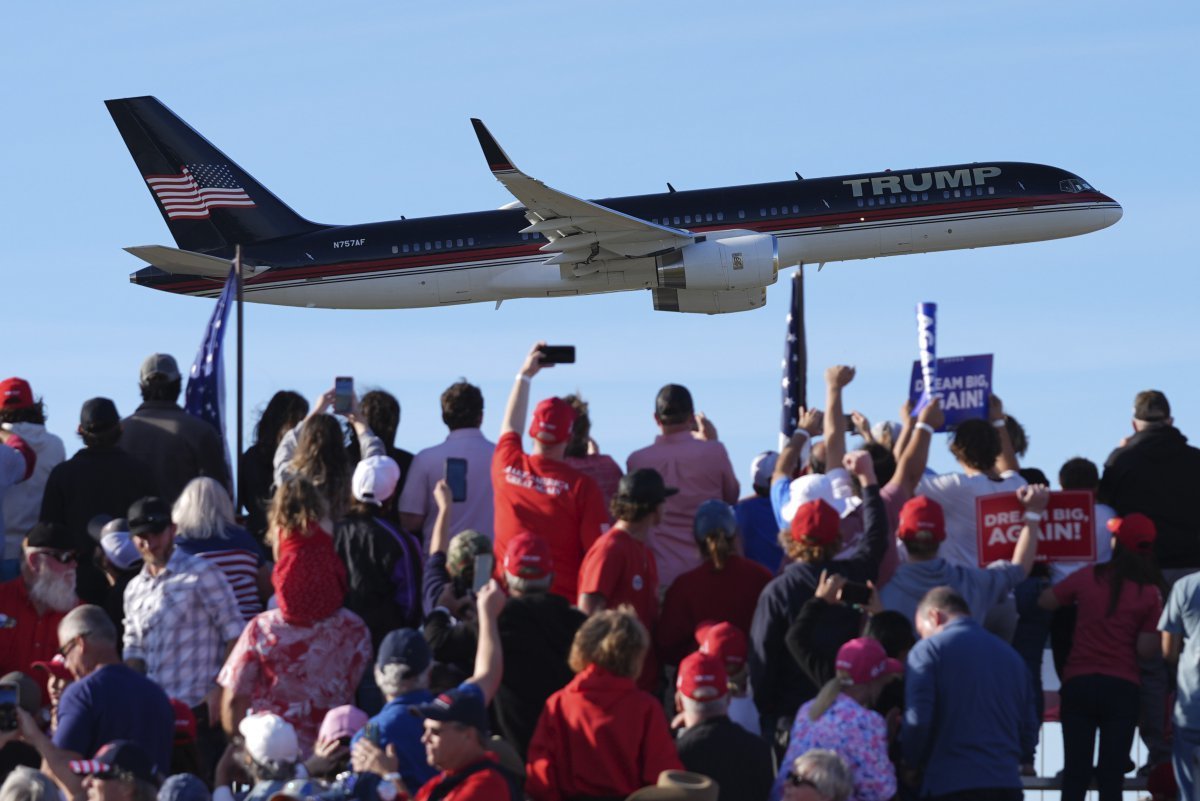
[145,164,255,220]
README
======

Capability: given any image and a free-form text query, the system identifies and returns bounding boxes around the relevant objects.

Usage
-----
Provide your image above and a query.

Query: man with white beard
[0,522,79,692]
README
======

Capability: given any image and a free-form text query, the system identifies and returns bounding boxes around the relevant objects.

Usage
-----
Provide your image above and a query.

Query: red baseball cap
[170,698,197,745]
[529,397,576,444]
[0,378,33,410]
[695,621,748,668]
[676,652,728,701]
[31,654,73,683]
[835,637,903,686]
[789,499,840,546]
[897,496,946,543]
[1108,513,1157,552]
[503,532,553,580]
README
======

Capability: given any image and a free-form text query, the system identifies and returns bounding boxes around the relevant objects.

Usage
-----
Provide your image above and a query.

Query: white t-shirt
[916,470,1027,568]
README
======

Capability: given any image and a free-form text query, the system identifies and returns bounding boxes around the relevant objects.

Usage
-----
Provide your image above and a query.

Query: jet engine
[652,286,767,314]
[655,232,778,292]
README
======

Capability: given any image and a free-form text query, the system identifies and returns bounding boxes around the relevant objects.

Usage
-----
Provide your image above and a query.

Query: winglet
[471,118,517,173]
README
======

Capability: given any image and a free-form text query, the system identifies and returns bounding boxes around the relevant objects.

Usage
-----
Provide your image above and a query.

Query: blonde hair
[568,606,648,679]
[268,476,328,546]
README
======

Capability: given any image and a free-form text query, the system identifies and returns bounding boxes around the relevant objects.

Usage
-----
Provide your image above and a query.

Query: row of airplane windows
[386,184,1007,253]
[857,187,996,206]
[391,237,477,254]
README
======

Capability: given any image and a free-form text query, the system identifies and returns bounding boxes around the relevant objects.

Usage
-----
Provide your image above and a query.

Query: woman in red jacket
[525,607,682,801]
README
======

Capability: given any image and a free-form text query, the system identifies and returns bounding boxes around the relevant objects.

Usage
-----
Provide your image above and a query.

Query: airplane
[106,96,1122,314]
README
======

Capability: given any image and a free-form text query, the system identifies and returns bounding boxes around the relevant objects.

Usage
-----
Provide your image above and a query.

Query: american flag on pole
[185,267,236,457]
[145,164,255,220]
[779,267,806,450]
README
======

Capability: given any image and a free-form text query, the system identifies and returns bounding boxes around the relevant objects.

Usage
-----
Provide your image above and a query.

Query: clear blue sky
[4,1,1197,492]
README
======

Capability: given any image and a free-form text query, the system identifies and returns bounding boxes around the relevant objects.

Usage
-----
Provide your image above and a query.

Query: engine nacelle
[655,232,779,292]
[652,286,767,314]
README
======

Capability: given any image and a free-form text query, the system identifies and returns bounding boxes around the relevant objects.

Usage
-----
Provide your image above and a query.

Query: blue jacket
[901,616,1036,796]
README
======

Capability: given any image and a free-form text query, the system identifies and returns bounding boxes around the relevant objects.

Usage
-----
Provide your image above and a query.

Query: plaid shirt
[123,546,245,707]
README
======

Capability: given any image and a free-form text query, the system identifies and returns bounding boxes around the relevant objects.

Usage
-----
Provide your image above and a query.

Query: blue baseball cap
[410,686,489,733]
[376,628,431,676]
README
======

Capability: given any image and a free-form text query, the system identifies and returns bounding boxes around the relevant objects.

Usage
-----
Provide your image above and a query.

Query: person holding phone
[491,343,607,604]
[398,381,496,550]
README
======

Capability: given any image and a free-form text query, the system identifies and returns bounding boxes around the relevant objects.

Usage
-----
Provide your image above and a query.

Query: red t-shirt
[492,432,608,601]
[657,554,771,666]
[0,577,69,702]
[525,664,682,801]
[415,754,516,801]
[1052,565,1163,685]
[578,527,660,690]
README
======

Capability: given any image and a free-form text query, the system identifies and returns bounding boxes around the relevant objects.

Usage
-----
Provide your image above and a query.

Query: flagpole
[235,245,244,513]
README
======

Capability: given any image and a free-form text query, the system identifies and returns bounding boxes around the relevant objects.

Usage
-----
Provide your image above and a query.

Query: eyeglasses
[29,549,76,564]
[58,632,90,658]
[787,773,818,790]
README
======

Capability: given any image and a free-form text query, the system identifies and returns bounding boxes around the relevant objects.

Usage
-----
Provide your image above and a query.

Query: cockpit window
[1059,178,1093,193]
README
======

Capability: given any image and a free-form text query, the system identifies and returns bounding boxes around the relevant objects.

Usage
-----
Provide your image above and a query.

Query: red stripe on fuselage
[153,192,1112,295]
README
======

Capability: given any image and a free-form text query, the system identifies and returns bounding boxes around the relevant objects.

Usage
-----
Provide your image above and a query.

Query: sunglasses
[30,549,76,564]
[787,773,817,790]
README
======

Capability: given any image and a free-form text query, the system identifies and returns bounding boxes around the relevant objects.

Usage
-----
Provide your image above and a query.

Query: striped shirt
[176,525,266,619]
[123,547,246,707]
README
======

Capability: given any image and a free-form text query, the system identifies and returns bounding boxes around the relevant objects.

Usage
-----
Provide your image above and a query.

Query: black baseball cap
[80,398,120,433]
[655,384,694,425]
[616,468,678,507]
[128,497,172,537]
[69,740,160,785]
[410,686,489,733]
[25,521,74,551]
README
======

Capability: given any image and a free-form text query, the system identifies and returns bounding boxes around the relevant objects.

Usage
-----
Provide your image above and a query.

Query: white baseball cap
[239,712,300,765]
[750,451,778,490]
[352,455,401,506]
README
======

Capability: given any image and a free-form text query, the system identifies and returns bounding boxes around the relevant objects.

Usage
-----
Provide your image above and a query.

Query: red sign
[976,490,1097,567]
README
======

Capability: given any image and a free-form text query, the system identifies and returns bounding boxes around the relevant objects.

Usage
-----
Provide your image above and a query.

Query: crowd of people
[0,343,1198,801]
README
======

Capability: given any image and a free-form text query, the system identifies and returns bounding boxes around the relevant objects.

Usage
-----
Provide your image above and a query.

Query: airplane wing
[125,245,268,278]
[470,119,696,271]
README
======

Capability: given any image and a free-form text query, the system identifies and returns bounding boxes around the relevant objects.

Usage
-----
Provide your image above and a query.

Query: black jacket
[494,592,586,757]
[40,446,157,605]
[1100,426,1200,568]
[119,400,229,503]
[334,512,423,650]
[676,716,774,801]
[748,484,888,721]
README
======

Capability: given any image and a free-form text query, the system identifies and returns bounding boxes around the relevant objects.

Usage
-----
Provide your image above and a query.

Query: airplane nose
[1106,204,1123,227]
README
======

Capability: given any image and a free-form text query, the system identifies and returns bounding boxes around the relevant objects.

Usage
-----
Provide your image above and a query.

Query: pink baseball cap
[835,637,903,686]
[318,705,369,743]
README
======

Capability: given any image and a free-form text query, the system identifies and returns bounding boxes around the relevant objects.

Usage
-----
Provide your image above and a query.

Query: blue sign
[908,354,993,431]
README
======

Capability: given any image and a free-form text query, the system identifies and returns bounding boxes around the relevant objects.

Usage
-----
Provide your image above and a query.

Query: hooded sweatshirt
[880,556,1025,625]
[525,664,682,801]
[1101,426,1200,569]
[2,422,65,546]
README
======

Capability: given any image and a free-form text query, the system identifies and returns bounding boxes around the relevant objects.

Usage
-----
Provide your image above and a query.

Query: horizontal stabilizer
[124,245,268,278]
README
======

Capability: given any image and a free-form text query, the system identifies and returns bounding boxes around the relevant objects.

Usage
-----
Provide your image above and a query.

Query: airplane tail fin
[105,96,325,253]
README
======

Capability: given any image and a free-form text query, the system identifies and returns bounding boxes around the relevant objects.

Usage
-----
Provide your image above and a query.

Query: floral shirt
[217,607,372,756]
[770,693,895,801]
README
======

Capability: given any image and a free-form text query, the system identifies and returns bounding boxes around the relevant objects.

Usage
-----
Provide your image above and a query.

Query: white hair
[58,604,118,648]
[375,662,429,700]
[791,749,853,801]
[0,766,60,801]
[505,572,553,595]
[173,477,234,540]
